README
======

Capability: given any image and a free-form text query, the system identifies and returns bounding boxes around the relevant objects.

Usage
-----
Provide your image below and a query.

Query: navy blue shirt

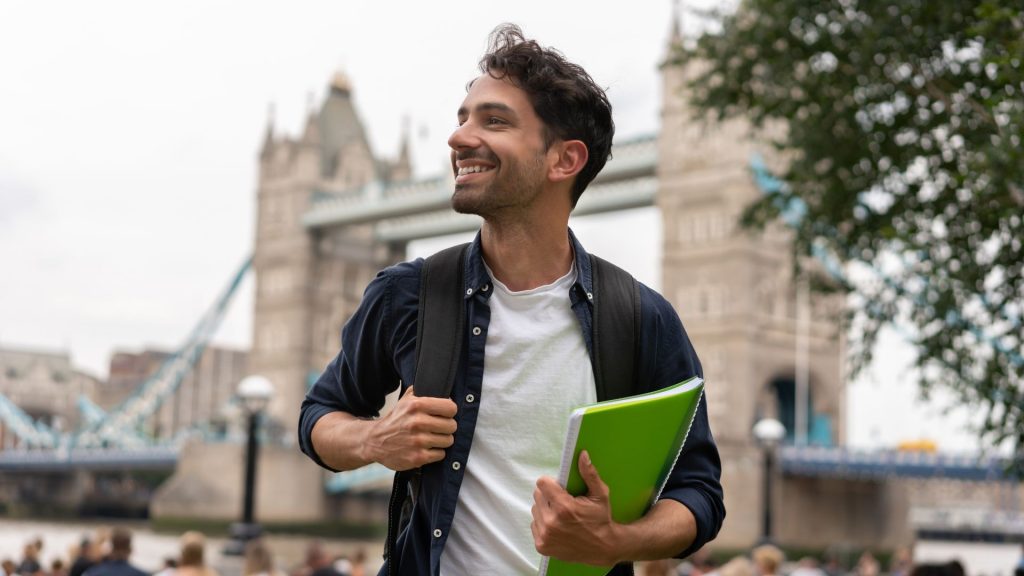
[83,560,149,576]
[299,230,725,575]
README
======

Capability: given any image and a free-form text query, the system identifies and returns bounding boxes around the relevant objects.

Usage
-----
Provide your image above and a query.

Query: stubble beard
[451,153,547,219]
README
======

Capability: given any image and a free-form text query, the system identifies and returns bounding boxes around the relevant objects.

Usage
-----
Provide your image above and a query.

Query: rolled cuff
[297,403,342,473]
[658,485,721,559]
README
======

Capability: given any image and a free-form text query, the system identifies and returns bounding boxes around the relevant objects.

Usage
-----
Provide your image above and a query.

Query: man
[69,538,98,576]
[299,24,724,575]
[82,528,148,576]
[17,540,42,576]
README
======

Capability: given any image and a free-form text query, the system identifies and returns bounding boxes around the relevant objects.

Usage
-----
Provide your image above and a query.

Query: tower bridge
[1,23,1020,550]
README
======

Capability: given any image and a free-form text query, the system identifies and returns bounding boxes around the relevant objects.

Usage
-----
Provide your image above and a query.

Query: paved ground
[0,519,383,576]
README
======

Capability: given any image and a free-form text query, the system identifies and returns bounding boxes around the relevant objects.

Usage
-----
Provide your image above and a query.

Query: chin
[451,188,484,216]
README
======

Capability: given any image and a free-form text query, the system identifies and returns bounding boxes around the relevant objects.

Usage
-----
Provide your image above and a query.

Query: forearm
[609,499,697,563]
[310,411,377,471]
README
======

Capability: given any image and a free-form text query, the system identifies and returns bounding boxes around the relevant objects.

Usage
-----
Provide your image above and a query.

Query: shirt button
[586,292,594,300]
[472,326,482,336]
[465,394,475,403]
[433,529,442,538]
[465,288,473,296]
[452,461,461,471]
[481,284,489,292]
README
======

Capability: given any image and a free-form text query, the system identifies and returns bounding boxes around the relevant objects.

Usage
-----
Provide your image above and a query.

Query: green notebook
[537,376,705,576]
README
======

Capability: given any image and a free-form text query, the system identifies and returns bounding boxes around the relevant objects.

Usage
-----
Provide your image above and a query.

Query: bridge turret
[389,115,413,183]
[251,71,389,446]
[259,103,275,163]
[318,70,376,189]
[301,100,321,146]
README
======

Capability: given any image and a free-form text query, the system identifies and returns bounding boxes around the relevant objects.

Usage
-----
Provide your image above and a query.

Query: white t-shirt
[440,263,597,575]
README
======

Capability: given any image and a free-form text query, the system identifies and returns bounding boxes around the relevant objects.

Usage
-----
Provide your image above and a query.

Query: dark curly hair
[476,24,615,208]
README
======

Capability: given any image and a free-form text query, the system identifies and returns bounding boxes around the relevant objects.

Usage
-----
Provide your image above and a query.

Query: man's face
[448,73,551,217]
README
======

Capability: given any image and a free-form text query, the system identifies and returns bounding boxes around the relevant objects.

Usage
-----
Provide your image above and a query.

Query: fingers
[534,475,571,517]
[401,386,459,418]
[400,410,457,439]
[535,475,563,500]
[372,386,459,470]
[424,430,456,449]
[578,451,609,500]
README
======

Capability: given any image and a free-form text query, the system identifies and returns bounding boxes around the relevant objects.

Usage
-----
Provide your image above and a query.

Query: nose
[448,121,481,151]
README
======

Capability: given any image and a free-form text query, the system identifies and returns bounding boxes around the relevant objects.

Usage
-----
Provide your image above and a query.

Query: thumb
[402,386,416,398]
[578,450,609,500]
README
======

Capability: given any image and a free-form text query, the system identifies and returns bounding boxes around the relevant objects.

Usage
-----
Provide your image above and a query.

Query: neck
[480,218,572,292]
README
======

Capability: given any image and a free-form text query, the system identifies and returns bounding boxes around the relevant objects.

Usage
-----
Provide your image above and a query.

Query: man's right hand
[366,386,458,471]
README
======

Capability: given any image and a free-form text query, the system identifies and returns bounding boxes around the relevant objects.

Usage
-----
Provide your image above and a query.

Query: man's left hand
[531,450,623,566]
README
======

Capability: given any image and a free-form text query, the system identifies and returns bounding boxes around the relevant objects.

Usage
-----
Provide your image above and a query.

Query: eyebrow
[457,102,519,120]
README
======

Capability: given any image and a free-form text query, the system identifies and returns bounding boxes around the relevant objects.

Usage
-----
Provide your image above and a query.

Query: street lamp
[752,417,786,544]
[224,375,273,556]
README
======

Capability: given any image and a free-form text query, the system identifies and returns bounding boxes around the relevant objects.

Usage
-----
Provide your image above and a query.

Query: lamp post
[224,375,273,556]
[752,417,786,544]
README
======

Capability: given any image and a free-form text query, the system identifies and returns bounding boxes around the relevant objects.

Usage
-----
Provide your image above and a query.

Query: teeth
[457,165,494,176]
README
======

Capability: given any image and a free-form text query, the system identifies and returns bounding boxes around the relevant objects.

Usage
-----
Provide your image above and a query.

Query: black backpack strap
[412,243,469,397]
[589,254,642,401]
[590,254,642,576]
[384,243,469,574]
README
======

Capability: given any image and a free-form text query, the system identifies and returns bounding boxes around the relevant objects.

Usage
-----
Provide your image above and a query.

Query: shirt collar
[462,227,593,299]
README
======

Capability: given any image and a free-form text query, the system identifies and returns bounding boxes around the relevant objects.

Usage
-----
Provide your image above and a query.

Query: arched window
[766,377,833,446]
[770,377,798,445]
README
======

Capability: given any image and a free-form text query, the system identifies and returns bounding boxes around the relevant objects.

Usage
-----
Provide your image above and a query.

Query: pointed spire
[302,93,321,145]
[670,0,684,49]
[661,0,686,68]
[398,115,411,164]
[330,70,352,95]
[390,115,412,182]
[260,102,275,159]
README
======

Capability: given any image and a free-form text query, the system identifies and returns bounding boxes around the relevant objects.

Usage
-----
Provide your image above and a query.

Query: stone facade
[0,346,99,445]
[152,439,327,522]
[102,349,171,409]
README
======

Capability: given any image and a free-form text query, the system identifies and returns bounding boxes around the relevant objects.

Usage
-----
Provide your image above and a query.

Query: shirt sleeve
[297,267,406,471]
[640,288,726,558]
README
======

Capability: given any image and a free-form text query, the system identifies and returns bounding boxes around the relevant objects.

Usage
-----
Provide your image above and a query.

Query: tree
[681,0,1023,466]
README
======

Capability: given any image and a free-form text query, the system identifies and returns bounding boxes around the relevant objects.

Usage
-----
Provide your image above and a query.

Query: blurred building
[101,349,172,409]
[0,345,99,447]
[104,346,249,440]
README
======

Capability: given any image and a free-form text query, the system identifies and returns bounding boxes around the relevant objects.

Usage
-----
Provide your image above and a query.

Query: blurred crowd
[640,544,1024,576]
[0,530,369,576]
[1,531,1021,576]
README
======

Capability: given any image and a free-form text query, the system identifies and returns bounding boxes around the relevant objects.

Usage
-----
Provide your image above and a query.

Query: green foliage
[683,0,1023,465]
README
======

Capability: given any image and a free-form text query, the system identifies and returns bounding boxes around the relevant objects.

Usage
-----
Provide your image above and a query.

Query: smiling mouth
[456,165,495,176]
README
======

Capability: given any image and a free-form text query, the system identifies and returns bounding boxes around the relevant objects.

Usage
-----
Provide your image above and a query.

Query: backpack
[384,243,641,574]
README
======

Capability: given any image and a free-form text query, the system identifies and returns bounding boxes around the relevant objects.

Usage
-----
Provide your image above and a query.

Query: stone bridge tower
[155,74,411,522]
[252,73,409,436]
[656,21,846,546]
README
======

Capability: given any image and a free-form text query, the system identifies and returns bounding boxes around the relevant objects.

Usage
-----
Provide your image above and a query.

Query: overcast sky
[0,1,987,452]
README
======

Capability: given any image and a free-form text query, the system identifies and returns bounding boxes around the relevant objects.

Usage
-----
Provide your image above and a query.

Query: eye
[486,116,508,126]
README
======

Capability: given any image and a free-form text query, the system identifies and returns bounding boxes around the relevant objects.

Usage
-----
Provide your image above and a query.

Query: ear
[547,140,588,184]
